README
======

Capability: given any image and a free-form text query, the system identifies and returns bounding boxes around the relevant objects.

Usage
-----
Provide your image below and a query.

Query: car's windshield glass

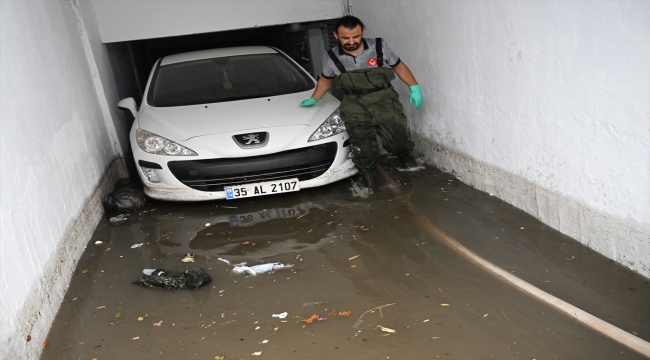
[148,53,315,107]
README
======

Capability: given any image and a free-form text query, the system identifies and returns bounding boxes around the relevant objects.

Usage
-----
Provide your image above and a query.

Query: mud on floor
[41,159,650,359]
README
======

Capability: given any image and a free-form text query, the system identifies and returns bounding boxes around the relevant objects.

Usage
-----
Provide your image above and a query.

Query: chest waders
[328,40,415,191]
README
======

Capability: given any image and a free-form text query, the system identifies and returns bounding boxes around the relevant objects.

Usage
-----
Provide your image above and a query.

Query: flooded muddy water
[41,158,649,359]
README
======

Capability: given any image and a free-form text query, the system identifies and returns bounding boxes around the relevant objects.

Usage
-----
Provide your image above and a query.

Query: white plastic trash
[143,269,165,276]
[232,263,293,277]
[272,312,288,319]
[109,214,129,223]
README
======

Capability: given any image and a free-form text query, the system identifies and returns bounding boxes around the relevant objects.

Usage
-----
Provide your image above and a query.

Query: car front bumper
[133,138,358,201]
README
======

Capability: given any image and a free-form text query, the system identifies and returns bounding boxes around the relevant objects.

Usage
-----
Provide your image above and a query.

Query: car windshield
[148,53,315,107]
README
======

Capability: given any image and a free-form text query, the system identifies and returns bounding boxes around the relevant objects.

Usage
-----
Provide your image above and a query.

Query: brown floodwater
[41,158,650,360]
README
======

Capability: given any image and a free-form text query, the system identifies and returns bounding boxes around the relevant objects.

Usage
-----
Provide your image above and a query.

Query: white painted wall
[0,1,125,358]
[92,0,344,43]
[76,0,133,156]
[354,1,650,276]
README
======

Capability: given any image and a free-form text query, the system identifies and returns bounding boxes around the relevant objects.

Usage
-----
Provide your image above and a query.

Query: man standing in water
[299,15,423,192]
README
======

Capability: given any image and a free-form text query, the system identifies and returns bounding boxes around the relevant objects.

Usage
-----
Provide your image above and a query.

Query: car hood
[137,92,339,141]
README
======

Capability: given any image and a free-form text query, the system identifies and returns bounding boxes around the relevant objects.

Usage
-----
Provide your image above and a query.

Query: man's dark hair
[334,15,365,33]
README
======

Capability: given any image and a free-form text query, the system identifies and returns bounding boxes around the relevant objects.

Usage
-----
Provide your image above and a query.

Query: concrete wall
[0,1,126,358]
[354,1,650,277]
[92,0,345,43]
[76,0,133,158]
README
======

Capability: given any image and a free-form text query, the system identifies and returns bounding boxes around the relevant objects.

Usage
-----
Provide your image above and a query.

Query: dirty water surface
[41,159,649,360]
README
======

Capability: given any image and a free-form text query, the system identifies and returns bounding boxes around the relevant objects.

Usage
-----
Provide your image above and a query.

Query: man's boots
[398,155,418,169]
[359,168,379,193]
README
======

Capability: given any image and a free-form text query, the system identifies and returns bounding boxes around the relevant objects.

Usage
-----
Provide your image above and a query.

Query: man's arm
[299,77,334,107]
[392,61,417,86]
[311,77,335,100]
[392,61,423,109]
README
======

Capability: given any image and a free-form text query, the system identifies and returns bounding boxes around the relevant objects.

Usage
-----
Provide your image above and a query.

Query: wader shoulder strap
[376,38,383,67]
[327,50,347,74]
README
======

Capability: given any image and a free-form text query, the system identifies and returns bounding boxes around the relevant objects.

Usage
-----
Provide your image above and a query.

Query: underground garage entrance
[44,19,650,355]
[2,1,649,359]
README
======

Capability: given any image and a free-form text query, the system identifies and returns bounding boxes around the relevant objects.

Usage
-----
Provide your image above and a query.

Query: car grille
[167,142,338,192]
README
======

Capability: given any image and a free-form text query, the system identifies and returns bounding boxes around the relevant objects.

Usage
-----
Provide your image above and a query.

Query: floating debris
[298,314,319,324]
[232,262,293,277]
[181,253,195,263]
[103,188,146,212]
[272,312,288,319]
[133,268,212,290]
[377,325,396,333]
[109,214,128,224]
[302,302,323,307]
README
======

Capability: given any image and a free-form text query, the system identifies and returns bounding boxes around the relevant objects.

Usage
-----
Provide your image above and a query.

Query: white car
[117,46,357,201]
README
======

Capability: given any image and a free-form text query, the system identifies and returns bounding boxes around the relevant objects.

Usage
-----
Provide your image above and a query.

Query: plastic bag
[218,258,294,277]
[133,268,212,290]
[231,262,294,277]
[103,188,147,212]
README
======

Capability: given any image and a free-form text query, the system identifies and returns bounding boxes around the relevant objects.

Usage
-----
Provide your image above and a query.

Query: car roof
[160,46,279,66]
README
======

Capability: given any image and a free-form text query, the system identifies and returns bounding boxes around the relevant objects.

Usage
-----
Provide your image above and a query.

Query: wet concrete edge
[413,134,650,279]
[2,156,126,360]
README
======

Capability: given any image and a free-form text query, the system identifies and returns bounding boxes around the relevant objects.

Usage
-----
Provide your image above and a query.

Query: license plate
[225,178,300,200]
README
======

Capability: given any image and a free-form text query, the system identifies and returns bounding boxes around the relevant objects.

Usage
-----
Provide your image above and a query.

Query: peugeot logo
[242,134,260,144]
[233,132,268,148]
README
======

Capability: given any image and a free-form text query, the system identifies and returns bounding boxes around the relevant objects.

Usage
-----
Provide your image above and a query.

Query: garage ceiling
[91,0,344,43]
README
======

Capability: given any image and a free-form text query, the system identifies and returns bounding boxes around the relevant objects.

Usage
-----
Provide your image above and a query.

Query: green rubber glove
[299,98,320,107]
[409,84,423,110]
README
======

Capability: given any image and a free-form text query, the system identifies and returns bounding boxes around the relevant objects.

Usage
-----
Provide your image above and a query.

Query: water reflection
[147,201,334,262]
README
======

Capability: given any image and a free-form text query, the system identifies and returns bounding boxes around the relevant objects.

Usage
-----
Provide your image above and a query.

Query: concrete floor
[41,158,649,359]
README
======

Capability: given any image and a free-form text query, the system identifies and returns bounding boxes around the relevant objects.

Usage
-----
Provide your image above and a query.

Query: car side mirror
[117,97,138,118]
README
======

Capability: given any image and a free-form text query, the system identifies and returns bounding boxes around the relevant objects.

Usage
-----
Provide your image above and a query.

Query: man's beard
[343,42,361,51]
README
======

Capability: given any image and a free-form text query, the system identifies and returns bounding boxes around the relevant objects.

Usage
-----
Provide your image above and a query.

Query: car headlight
[308,109,346,142]
[136,129,197,156]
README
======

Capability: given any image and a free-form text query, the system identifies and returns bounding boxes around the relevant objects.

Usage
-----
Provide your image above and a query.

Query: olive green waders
[336,67,415,190]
